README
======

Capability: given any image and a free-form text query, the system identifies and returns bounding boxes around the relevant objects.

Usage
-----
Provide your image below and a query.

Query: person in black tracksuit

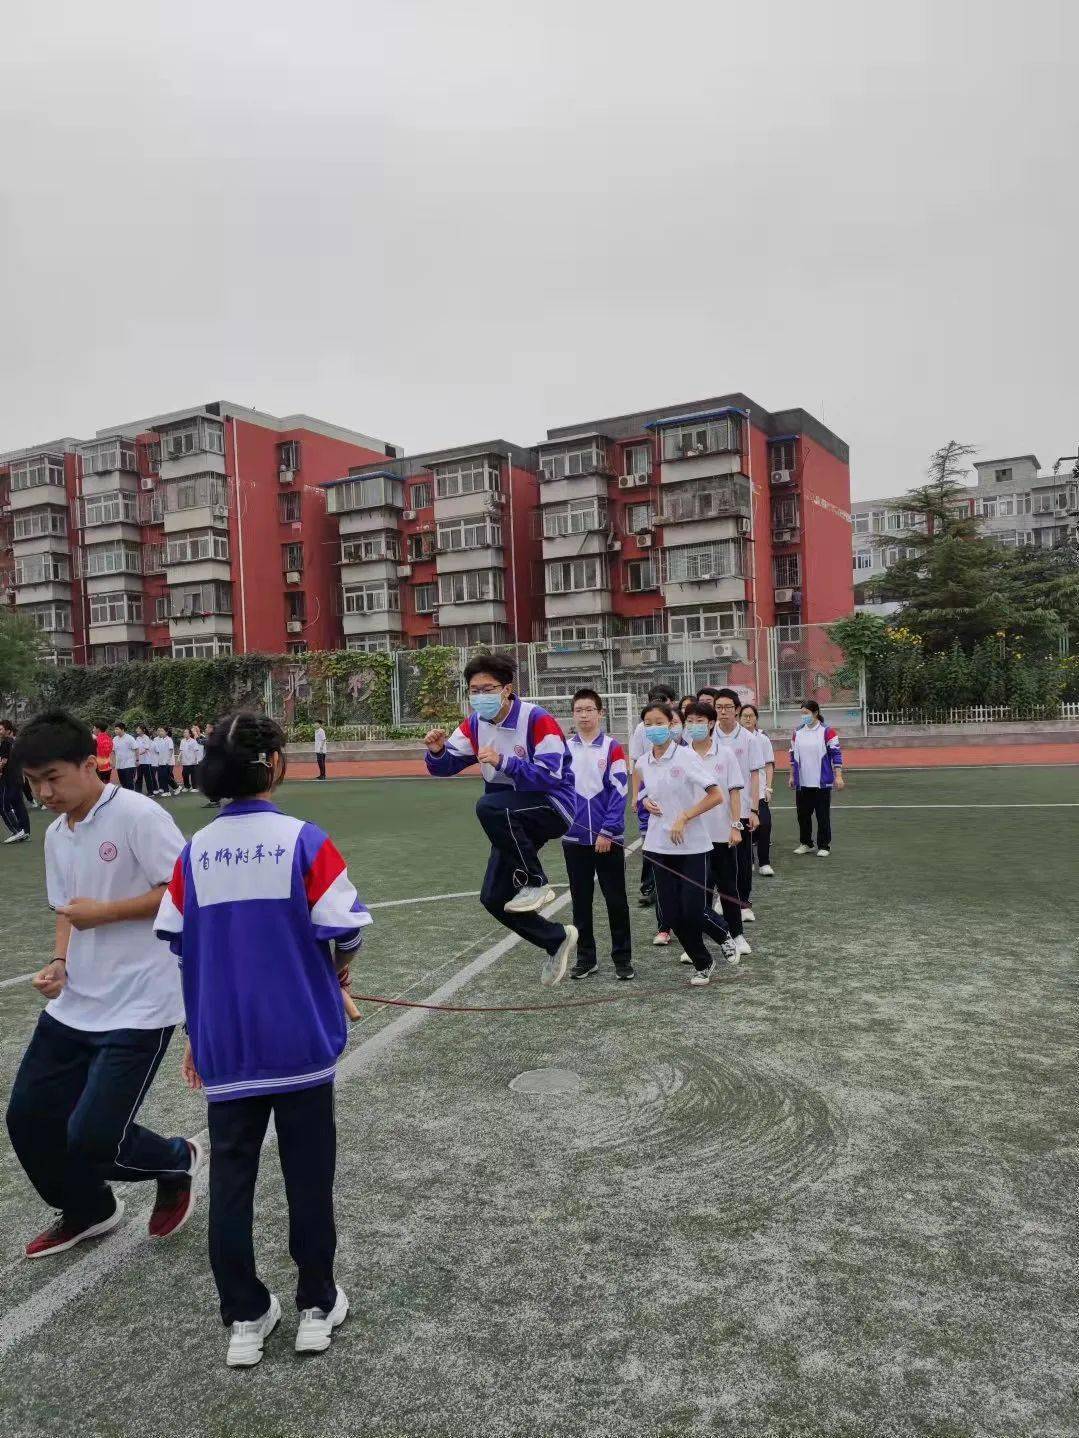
[562,689,634,981]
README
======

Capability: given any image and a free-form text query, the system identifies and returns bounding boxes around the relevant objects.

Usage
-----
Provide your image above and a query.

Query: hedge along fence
[27,646,467,734]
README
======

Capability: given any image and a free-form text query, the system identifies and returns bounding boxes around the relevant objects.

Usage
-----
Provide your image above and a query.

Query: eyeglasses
[715,703,737,713]
[468,684,504,696]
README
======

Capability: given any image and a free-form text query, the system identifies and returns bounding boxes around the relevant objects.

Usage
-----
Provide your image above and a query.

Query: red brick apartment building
[0,403,398,665]
[0,392,851,671]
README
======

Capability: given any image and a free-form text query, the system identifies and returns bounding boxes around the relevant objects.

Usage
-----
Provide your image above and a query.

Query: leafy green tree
[0,608,44,702]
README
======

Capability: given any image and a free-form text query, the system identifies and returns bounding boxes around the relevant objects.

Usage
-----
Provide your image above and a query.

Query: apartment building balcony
[326,473,405,518]
[89,642,149,666]
[433,488,505,524]
[161,473,231,535]
[14,578,72,606]
[659,540,746,608]
[87,621,148,648]
[654,474,751,523]
[544,589,613,620]
[538,436,613,486]
[11,512,69,552]
[169,612,234,641]
[649,412,744,486]
[164,529,231,586]
[435,598,507,629]
[78,437,138,480]
[537,473,609,506]
[9,454,68,511]
[156,417,227,480]
[341,607,404,638]
[436,544,504,576]
[339,534,402,585]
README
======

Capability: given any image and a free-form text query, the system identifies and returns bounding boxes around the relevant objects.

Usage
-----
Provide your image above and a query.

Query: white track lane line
[770,802,1079,810]
[0,841,641,1359]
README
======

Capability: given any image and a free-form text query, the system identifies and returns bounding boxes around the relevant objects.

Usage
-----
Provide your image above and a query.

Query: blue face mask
[470,692,504,721]
[799,714,813,728]
[685,722,711,743]
[645,724,671,746]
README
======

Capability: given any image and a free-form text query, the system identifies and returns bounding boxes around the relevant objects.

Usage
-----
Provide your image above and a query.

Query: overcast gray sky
[1,0,1076,497]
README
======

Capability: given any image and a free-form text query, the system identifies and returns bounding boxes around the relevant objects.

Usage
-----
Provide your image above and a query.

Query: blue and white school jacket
[790,723,843,790]
[155,800,371,1103]
[425,697,576,825]
[563,732,629,845]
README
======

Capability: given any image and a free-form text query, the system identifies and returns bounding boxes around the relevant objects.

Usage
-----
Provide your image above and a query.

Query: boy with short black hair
[423,654,579,986]
[113,721,138,790]
[5,710,200,1260]
[0,718,31,843]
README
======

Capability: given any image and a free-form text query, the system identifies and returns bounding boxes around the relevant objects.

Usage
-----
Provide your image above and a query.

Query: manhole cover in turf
[509,1068,581,1096]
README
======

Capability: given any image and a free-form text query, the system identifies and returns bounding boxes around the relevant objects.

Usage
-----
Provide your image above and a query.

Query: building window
[770,440,796,472]
[172,639,233,659]
[278,440,300,472]
[281,542,304,573]
[980,498,997,518]
[546,620,606,644]
[79,439,137,475]
[539,441,608,482]
[625,502,653,533]
[438,623,510,648]
[170,582,232,617]
[854,551,875,571]
[286,592,307,624]
[664,540,742,583]
[431,458,501,499]
[89,592,143,626]
[83,542,142,578]
[853,513,871,535]
[545,557,608,594]
[15,553,71,585]
[407,532,436,561]
[668,603,746,638]
[164,531,230,566]
[438,569,504,605]
[163,473,229,513]
[143,542,166,574]
[345,635,394,653]
[278,491,302,524]
[21,602,72,632]
[81,492,139,528]
[994,467,1013,483]
[10,456,65,492]
[343,581,399,614]
[340,533,400,563]
[541,499,608,538]
[325,475,404,514]
[772,497,800,530]
[13,509,67,541]
[413,583,437,614]
[779,669,807,702]
[155,596,169,622]
[773,554,802,588]
[411,481,432,510]
[624,558,657,592]
[624,444,651,477]
[162,418,225,460]
[655,475,750,524]
[436,517,501,552]
[660,415,741,462]
[286,640,308,654]
[775,613,802,639]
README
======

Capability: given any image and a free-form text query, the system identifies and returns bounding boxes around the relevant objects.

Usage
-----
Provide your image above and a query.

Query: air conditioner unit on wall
[402,509,417,521]
[285,570,301,584]
[638,532,653,547]
[140,477,155,491]
[771,469,793,485]
[396,564,412,578]
[212,504,229,519]
[617,475,636,490]
[286,620,303,634]
[279,468,294,484]
[713,642,736,659]
[774,588,794,604]
[634,474,650,487]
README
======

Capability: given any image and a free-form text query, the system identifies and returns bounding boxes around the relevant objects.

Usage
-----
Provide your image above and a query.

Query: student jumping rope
[562,689,634,982]
[790,700,845,856]
[740,703,776,876]
[5,711,199,1261]
[155,712,369,1368]
[703,688,764,926]
[684,701,747,962]
[635,701,729,987]
[423,653,579,987]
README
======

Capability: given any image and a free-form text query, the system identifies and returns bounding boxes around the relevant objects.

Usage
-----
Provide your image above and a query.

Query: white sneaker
[817,848,830,858]
[226,1295,281,1368]
[295,1286,349,1354]
[734,934,752,957]
[3,831,28,844]
[721,937,739,965]
[689,964,716,987]
[652,930,672,947]
[504,884,556,915]
[743,907,756,923]
[759,865,775,877]
[541,925,578,987]
[712,892,724,913]
[793,844,813,855]
[679,952,693,965]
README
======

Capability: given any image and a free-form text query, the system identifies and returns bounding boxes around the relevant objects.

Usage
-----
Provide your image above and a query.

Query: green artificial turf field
[0,768,1075,1438]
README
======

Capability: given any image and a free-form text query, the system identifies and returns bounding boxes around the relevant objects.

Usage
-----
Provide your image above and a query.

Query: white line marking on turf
[0,845,641,1359]
[773,802,1079,811]
[0,973,36,991]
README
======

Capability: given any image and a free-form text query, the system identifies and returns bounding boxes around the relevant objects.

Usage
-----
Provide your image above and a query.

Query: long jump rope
[347,802,756,1017]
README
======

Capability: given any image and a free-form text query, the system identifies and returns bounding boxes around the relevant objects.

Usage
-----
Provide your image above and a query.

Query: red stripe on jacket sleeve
[167,856,185,913]
[530,711,566,745]
[304,837,348,906]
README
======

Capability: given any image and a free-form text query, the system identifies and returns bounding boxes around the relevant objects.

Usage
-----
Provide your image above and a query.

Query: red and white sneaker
[25,1199,126,1260]
[148,1137,204,1240]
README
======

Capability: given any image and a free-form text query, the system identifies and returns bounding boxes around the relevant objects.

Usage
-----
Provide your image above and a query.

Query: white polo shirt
[45,786,185,1031]
[690,739,744,841]
[714,723,764,819]
[314,728,327,755]
[113,732,137,770]
[179,737,200,765]
[635,741,719,855]
[152,736,175,766]
[134,734,153,764]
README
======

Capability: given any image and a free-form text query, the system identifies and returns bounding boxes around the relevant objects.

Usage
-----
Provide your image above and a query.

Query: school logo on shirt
[98,841,118,863]
[514,745,526,758]
[672,767,684,779]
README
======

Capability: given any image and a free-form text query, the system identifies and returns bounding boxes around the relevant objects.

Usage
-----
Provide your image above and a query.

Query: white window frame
[436,518,502,552]
[544,557,608,594]
[664,540,742,583]
[343,581,400,614]
[437,569,504,605]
